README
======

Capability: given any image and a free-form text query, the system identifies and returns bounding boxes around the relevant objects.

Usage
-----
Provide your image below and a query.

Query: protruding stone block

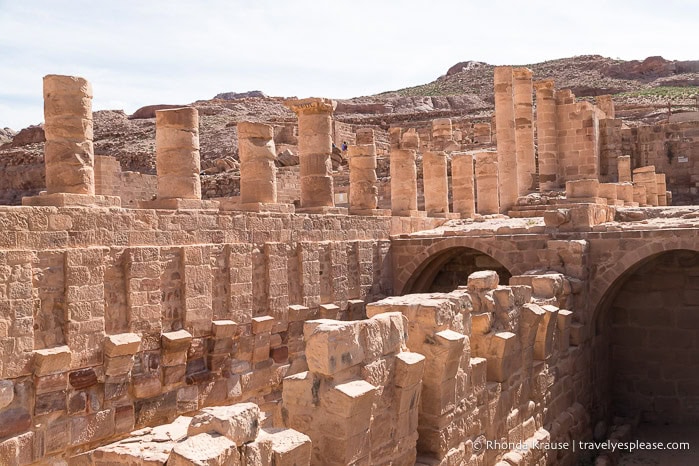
[104,333,141,358]
[258,428,312,466]
[486,332,520,382]
[212,320,237,339]
[324,379,377,418]
[168,432,239,466]
[34,346,72,376]
[394,352,426,388]
[188,403,260,444]
[468,270,500,291]
[566,179,599,199]
[162,330,193,352]
[304,320,364,376]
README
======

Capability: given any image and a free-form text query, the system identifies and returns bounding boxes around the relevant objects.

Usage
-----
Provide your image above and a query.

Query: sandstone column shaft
[390,148,418,214]
[617,155,632,183]
[633,166,658,206]
[285,98,336,208]
[422,151,449,215]
[451,152,475,217]
[513,68,536,195]
[534,80,558,190]
[348,144,379,212]
[475,151,499,214]
[43,74,95,195]
[656,173,667,206]
[356,128,375,145]
[155,107,201,200]
[238,121,277,204]
[494,67,518,212]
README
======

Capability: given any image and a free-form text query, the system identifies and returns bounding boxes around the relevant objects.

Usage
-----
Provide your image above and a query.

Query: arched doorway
[401,246,511,294]
[592,249,699,448]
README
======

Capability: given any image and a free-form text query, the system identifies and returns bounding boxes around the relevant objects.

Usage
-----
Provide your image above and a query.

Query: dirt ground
[618,424,699,465]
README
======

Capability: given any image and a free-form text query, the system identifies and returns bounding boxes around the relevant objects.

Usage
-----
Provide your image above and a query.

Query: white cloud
[0,0,697,129]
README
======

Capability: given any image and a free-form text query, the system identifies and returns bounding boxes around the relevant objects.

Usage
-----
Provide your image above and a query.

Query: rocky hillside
[2,54,698,183]
[342,55,699,123]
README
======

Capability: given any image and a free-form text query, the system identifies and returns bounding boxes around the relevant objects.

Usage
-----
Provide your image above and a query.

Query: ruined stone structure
[1,70,698,466]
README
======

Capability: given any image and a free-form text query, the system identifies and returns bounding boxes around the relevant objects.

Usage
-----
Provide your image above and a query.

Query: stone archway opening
[592,249,699,462]
[402,246,511,294]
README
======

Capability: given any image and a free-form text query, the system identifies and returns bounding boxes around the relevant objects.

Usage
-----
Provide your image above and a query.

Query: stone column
[431,118,453,151]
[138,107,217,209]
[617,155,632,182]
[356,128,375,145]
[285,98,337,211]
[156,107,201,200]
[513,67,536,195]
[617,182,635,206]
[390,133,419,216]
[473,123,491,144]
[596,95,615,119]
[43,74,95,195]
[475,151,499,215]
[25,75,121,207]
[389,127,402,148]
[452,152,475,218]
[656,173,668,206]
[534,79,558,190]
[238,121,277,204]
[633,166,658,206]
[632,184,647,205]
[494,67,518,212]
[348,144,382,214]
[422,151,449,216]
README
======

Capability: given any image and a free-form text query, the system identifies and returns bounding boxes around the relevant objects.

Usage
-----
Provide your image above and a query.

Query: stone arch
[588,237,699,325]
[394,237,523,295]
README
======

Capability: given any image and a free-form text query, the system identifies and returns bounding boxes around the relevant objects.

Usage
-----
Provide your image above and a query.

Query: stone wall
[0,207,401,462]
[363,270,589,466]
[604,250,699,424]
[94,156,158,207]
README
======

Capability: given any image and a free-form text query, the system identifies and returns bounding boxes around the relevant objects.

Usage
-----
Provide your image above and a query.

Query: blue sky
[1,0,697,130]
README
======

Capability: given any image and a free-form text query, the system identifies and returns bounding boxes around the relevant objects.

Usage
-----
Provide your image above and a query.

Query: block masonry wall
[95,156,158,207]
[0,207,403,462]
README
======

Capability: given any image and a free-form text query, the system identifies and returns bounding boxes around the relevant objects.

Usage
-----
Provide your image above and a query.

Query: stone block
[534,305,559,360]
[258,427,312,466]
[104,355,135,376]
[169,432,239,466]
[319,303,340,320]
[162,330,193,352]
[467,270,499,291]
[0,409,31,440]
[394,352,426,388]
[486,332,521,382]
[104,333,141,357]
[188,402,260,444]
[252,316,275,334]
[212,320,237,338]
[303,319,365,376]
[323,379,377,418]
[566,179,599,198]
[0,380,14,409]
[34,346,72,376]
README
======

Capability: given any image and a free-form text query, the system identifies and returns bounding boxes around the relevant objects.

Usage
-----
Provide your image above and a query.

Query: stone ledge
[138,198,220,210]
[218,200,295,213]
[22,193,121,207]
